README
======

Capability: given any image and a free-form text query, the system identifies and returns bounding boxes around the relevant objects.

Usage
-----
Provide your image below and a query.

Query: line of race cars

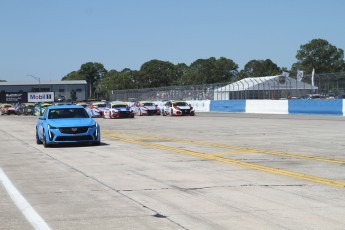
[77,100,195,118]
[0,100,196,118]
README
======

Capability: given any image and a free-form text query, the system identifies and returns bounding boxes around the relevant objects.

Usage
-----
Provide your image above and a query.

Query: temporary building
[214,75,318,100]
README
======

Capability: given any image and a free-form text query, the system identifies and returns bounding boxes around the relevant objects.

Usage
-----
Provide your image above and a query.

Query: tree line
[61,38,345,99]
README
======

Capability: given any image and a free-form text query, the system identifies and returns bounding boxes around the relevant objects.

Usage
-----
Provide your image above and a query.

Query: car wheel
[36,129,43,144]
[42,130,50,148]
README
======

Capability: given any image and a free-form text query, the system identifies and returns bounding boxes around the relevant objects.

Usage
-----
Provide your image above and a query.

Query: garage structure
[0,80,87,103]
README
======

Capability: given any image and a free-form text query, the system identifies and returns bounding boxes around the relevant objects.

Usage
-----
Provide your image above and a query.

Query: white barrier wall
[246,100,288,114]
[187,100,210,112]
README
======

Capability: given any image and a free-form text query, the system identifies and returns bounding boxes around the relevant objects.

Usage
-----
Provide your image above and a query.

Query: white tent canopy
[214,75,318,100]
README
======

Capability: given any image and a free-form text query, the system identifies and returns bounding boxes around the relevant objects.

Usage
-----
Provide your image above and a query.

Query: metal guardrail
[109,72,345,101]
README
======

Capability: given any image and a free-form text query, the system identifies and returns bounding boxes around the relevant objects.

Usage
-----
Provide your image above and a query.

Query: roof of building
[0,80,87,86]
[215,75,318,91]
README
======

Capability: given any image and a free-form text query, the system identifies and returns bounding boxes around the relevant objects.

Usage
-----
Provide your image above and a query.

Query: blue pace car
[36,105,101,147]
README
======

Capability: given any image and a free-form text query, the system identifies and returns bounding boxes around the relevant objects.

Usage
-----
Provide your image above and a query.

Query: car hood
[48,118,95,127]
[174,106,190,109]
[143,105,157,109]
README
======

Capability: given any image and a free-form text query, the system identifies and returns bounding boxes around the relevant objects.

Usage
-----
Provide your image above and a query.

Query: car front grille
[118,111,131,117]
[147,110,158,115]
[181,109,191,115]
[55,135,93,141]
[59,127,89,134]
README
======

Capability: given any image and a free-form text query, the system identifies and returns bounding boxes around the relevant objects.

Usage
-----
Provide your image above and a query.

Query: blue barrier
[210,100,246,112]
[288,100,343,116]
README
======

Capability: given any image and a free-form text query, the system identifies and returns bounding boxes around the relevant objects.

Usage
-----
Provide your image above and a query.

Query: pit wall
[149,100,344,116]
[209,100,344,116]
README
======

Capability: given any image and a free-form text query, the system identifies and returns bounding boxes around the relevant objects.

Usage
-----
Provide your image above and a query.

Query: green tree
[138,60,178,88]
[180,57,238,85]
[104,69,139,90]
[70,89,77,101]
[291,39,345,75]
[238,59,281,80]
[62,71,83,81]
[0,80,6,82]
[79,62,107,99]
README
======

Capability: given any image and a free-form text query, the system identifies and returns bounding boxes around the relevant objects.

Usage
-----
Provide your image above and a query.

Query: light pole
[27,74,40,91]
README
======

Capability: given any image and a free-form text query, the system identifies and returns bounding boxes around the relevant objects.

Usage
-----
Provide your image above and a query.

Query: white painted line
[0,168,51,230]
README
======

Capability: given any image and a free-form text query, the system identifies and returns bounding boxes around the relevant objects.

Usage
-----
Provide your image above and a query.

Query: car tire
[42,130,50,148]
[36,129,43,144]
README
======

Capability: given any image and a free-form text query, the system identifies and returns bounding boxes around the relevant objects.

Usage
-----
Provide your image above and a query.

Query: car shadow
[50,142,109,148]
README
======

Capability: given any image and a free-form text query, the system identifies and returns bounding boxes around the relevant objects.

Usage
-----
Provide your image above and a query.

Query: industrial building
[0,80,87,103]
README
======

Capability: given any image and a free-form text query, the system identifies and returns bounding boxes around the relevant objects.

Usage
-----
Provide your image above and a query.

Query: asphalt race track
[1,113,345,229]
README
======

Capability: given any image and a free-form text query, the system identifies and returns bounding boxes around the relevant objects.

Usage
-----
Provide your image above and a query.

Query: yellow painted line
[213,151,253,156]
[102,130,345,165]
[102,133,345,188]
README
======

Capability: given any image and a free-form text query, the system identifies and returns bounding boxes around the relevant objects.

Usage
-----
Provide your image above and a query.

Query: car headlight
[48,124,57,129]
[90,123,98,128]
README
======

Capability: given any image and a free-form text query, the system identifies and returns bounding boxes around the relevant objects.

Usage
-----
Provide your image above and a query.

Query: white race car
[161,100,195,116]
[103,102,134,119]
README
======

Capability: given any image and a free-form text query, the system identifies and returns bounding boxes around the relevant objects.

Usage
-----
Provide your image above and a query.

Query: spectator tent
[214,75,318,100]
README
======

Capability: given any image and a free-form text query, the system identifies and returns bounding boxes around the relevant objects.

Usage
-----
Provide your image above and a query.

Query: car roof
[111,102,127,105]
[48,105,84,110]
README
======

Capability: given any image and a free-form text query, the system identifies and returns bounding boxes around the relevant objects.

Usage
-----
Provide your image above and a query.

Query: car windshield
[174,102,188,106]
[112,104,126,108]
[48,108,89,119]
[95,103,106,108]
[142,103,155,106]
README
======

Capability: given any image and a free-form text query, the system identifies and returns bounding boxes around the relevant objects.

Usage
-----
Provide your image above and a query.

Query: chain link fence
[109,72,345,101]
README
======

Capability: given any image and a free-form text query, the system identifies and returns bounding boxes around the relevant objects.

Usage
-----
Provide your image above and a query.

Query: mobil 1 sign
[28,92,55,102]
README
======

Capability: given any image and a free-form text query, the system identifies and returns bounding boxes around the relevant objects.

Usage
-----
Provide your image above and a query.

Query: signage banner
[0,92,28,103]
[28,92,54,103]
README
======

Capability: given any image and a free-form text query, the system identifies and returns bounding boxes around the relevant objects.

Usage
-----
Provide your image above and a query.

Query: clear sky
[1,0,344,82]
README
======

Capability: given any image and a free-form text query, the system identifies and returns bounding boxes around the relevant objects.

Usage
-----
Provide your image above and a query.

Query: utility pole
[27,74,40,91]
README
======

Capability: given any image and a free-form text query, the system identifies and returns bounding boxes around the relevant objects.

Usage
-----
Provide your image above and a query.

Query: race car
[89,101,107,118]
[103,101,134,119]
[161,100,195,116]
[0,104,17,115]
[34,103,52,116]
[131,101,161,116]
[16,103,36,116]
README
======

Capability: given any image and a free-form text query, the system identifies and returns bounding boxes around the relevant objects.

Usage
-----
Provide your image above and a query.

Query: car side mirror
[39,116,46,120]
